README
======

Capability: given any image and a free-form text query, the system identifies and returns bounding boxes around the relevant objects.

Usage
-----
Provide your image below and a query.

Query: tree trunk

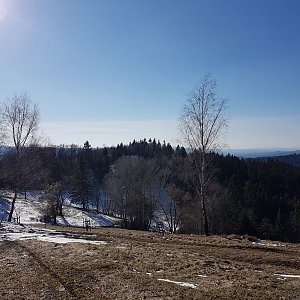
[96,196,100,214]
[201,193,209,236]
[57,202,63,216]
[8,190,18,222]
[200,153,209,236]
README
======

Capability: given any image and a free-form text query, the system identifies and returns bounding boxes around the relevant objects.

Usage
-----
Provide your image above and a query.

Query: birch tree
[1,93,40,222]
[179,74,228,235]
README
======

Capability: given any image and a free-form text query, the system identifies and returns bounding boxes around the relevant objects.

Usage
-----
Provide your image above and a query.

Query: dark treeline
[1,139,300,242]
[259,153,300,169]
[214,155,300,242]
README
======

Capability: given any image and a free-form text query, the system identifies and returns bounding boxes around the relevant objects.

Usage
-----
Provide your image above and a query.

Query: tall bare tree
[1,93,40,222]
[179,74,228,235]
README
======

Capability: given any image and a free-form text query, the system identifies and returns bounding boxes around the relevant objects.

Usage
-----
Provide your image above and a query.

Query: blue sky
[0,0,299,149]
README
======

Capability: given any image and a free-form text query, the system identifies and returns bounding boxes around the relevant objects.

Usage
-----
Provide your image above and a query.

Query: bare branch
[1,93,40,152]
[178,74,229,235]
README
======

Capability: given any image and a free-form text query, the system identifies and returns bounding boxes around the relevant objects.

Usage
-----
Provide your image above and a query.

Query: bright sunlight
[0,0,8,22]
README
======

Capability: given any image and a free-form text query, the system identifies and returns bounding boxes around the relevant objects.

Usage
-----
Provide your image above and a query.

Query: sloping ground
[1,224,300,299]
[0,191,119,227]
[0,198,10,221]
[55,206,118,227]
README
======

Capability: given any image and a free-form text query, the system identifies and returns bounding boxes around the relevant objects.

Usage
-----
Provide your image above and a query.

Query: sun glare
[0,0,8,22]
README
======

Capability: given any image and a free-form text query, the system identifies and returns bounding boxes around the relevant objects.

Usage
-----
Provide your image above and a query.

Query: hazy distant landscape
[225,149,300,159]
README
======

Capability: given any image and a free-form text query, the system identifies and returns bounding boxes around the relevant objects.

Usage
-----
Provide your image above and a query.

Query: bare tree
[179,74,228,235]
[2,93,40,152]
[161,185,187,233]
[1,93,40,222]
[105,156,161,230]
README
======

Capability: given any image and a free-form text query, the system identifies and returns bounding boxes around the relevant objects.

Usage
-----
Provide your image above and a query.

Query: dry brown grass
[1,226,300,299]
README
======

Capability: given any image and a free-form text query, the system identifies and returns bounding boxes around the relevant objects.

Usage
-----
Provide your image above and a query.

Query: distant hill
[225,149,300,159]
[225,149,300,168]
[265,153,300,168]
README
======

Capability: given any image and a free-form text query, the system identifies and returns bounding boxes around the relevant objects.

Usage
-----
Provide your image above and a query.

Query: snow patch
[0,222,107,245]
[158,279,197,289]
[31,234,107,245]
[274,274,300,279]
[252,241,286,247]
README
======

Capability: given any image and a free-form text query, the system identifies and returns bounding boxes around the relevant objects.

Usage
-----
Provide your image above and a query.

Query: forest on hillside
[259,153,300,169]
[1,78,300,243]
[1,138,300,243]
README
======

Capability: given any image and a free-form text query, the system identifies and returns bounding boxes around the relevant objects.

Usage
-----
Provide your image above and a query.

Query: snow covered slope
[0,190,120,227]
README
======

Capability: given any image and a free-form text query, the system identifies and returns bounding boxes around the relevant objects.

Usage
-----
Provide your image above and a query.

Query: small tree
[0,93,40,222]
[83,140,91,150]
[161,185,186,233]
[91,184,103,213]
[40,182,69,224]
[69,155,94,209]
[41,186,58,225]
[179,74,228,235]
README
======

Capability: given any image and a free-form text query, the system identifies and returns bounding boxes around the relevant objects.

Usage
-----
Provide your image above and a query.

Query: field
[1,224,300,300]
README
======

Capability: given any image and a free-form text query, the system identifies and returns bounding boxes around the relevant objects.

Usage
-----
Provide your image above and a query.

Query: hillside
[1,222,300,299]
[256,153,300,169]
[0,191,120,228]
[272,153,300,168]
[1,191,300,299]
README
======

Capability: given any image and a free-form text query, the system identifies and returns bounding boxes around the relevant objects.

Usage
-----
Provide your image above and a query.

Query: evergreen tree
[70,155,94,209]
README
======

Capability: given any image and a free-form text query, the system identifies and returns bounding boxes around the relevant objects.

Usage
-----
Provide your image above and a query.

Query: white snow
[155,269,164,273]
[252,241,286,247]
[158,279,197,289]
[274,274,300,279]
[197,274,208,278]
[55,206,117,227]
[0,190,120,227]
[13,233,106,245]
[0,222,107,245]
[0,191,120,245]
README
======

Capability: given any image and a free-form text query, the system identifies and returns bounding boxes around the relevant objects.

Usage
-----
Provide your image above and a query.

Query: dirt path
[0,241,73,300]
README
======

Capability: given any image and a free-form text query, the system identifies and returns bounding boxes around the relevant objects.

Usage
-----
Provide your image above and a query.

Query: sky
[0,0,299,149]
